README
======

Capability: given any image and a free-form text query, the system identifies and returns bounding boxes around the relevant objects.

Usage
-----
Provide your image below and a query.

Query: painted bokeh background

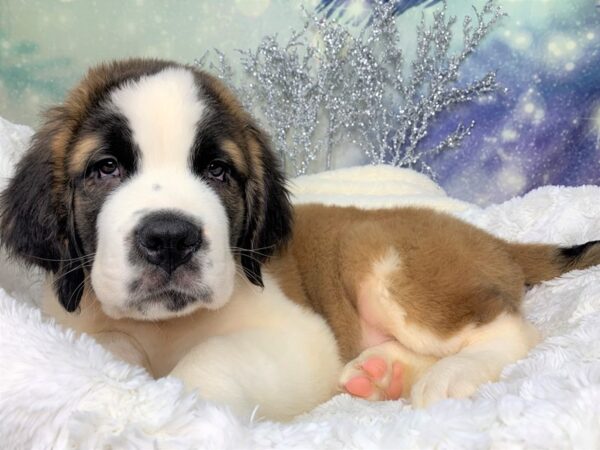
[0,0,598,205]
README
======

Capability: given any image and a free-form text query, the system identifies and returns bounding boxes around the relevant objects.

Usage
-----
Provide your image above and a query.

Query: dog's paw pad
[344,376,374,398]
[387,362,404,399]
[361,356,387,379]
[340,355,404,401]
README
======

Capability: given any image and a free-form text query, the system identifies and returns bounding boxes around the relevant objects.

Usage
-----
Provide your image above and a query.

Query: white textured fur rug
[1,116,600,449]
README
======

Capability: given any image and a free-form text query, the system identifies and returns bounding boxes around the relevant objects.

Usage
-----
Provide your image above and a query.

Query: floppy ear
[239,125,293,287]
[0,114,85,311]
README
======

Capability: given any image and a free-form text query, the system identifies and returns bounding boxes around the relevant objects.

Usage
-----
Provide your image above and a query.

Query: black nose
[136,213,202,275]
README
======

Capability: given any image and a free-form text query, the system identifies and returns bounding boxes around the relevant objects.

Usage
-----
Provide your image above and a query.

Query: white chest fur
[43,273,342,421]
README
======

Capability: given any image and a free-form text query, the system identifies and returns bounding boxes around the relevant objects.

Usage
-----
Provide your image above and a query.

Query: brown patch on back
[275,204,529,362]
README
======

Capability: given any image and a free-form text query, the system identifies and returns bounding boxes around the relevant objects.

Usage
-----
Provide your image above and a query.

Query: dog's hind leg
[409,313,540,407]
[340,215,541,407]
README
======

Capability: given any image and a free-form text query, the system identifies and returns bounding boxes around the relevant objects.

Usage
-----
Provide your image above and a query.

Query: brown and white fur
[2,58,599,421]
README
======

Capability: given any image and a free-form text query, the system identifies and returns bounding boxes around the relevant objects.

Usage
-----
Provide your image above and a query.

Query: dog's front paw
[410,355,488,408]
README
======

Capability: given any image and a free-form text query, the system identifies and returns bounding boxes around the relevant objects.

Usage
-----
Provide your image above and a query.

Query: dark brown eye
[96,157,121,179]
[207,160,228,182]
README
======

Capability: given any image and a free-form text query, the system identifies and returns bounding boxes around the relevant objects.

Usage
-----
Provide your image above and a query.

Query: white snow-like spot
[496,165,527,194]
[501,128,519,142]
[512,31,532,50]
[523,102,535,114]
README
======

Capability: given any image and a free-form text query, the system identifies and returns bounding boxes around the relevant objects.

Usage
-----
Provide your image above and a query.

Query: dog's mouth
[130,260,203,291]
[129,286,213,313]
[127,262,214,314]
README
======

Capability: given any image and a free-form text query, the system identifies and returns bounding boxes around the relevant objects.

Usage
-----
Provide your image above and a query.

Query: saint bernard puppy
[2,58,600,421]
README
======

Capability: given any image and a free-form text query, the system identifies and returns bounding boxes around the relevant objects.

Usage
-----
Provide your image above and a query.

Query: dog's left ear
[238,124,293,287]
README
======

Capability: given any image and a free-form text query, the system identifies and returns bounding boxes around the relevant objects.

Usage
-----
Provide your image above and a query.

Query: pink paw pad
[343,357,404,401]
[362,357,387,379]
[386,362,403,400]
[345,376,374,398]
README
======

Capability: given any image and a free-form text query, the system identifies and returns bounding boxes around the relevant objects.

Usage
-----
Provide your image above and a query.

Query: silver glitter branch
[196,0,504,178]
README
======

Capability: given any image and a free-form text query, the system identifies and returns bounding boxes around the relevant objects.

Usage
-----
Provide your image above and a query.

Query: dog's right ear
[0,110,85,312]
[1,120,63,272]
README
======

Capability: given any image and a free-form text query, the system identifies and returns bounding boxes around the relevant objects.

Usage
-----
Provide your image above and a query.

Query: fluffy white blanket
[1,116,600,449]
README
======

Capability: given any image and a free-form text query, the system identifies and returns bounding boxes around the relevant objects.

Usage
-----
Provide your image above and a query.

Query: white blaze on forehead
[110,67,204,170]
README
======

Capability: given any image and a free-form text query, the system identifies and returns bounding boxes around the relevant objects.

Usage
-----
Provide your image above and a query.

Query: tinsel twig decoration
[197,0,505,178]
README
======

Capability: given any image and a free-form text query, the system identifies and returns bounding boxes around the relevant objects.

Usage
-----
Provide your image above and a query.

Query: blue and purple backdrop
[1,0,598,205]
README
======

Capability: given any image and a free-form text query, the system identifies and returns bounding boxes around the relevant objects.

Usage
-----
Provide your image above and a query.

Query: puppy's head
[1,58,292,320]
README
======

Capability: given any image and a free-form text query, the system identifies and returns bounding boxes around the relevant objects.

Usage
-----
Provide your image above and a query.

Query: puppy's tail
[507,240,600,285]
